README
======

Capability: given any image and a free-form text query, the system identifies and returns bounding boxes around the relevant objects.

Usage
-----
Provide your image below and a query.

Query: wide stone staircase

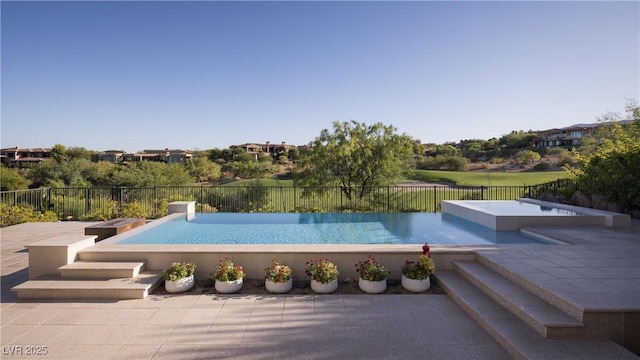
[435,253,639,359]
[12,260,163,300]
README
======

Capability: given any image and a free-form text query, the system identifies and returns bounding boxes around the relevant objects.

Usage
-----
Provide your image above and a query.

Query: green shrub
[0,204,58,227]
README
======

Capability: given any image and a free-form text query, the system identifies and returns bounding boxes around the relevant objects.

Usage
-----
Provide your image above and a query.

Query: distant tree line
[2,99,639,217]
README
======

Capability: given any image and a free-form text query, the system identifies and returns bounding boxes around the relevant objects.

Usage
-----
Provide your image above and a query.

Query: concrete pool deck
[1,220,639,359]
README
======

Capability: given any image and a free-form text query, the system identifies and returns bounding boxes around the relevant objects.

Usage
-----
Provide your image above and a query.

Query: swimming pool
[116,212,548,246]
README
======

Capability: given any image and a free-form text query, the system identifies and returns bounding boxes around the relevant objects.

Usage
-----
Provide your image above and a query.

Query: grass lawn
[404,170,568,186]
[225,170,568,187]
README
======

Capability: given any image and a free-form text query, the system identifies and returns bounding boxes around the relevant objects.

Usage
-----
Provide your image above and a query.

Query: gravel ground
[153,278,445,296]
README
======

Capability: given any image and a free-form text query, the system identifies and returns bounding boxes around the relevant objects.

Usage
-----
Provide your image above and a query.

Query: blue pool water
[117,213,549,245]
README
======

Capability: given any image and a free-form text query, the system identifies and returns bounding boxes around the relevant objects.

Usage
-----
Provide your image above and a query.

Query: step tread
[12,271,162,290]
[453,260,583,328]
[58,261,145,271]
[435,270,638,360]
[475,251,583,319]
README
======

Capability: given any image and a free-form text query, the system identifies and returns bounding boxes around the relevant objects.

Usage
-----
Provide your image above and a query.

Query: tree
[0,168,31,190]
[565,100,640,213]
[224,160,276,179]
[66,147,97,160]
[294,121,414,201]
[51,144,68,163]
[185,157,222,183]
[108,162,194,187]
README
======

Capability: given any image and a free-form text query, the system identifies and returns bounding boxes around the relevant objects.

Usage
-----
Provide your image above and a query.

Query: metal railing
[0,179,575,221]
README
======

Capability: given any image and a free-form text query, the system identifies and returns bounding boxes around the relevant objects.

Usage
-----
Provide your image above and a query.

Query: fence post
[85,187,90,216]
[481,186,485,200]
[433,186,437,213]
[387,186,390,212]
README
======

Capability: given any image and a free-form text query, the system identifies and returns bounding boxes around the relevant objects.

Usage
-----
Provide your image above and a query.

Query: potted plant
[211,258,245,294]
[264,259,293,294]
[401,243,435,292]
[355,255,388,294]
[163,261,197,293]
[305,258,339,293]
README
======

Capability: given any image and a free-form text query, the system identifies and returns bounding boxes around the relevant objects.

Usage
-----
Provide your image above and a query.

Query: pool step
[452,260,585,338]
[11,271,163,299]
[58,261,146,279]
[435,270,637,359]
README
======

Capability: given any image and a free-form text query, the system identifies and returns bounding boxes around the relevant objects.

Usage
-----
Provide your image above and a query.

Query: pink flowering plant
[354,255,389,281]
[305,258,339,284]
[163,261,197,281]
[211,258,245,281]
[401,243,435,280]
[265,259,292,283]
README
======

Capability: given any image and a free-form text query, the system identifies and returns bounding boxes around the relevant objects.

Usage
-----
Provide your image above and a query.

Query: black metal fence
[0,179,576,221]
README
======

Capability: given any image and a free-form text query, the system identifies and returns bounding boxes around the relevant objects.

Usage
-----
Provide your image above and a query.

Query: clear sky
[1,1,638,153]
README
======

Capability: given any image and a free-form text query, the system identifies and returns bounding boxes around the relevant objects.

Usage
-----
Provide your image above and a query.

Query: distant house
[92,150,126,163]
[94,148,192,164]
[137,149,193,163]
[533,120,631,149]
[0,147,52,168]
[230,141,296,159]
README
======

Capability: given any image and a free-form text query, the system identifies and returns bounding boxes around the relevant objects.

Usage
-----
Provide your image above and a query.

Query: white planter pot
[358,277,387,294]
[265,279,293,294]
[310,279,338,294]
[165,275,194,294]
[401,275,431,293]
[215,279,243,294]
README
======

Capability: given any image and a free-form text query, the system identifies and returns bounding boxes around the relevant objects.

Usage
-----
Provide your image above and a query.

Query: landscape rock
[591,194,608,210]
[571,191,591,208]
[539,192,556,203]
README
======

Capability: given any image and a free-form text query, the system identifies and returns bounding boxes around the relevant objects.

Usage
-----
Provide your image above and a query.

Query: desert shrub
[533,162,550,171]
[459,191,483,200]
[81,201,117,221]
[555,151,574,167]
[119,202,149,218]
[293,206,326,213]
[416,155,468,171]
[514,150,541,165]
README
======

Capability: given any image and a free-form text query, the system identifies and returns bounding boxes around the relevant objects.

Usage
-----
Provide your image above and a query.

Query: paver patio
[1,220,639,359]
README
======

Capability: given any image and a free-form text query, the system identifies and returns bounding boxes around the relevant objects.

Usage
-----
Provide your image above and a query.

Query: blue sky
[2,1,638,152]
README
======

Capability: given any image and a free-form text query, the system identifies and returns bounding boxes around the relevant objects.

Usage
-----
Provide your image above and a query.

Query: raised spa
[441,199,630,231]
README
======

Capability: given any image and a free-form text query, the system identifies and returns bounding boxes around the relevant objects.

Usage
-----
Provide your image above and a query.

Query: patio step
[11,271,163,299]
[475,251,583,320]
[452,260,585,338]
[435,270,638,360]
[58,261,146,279]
